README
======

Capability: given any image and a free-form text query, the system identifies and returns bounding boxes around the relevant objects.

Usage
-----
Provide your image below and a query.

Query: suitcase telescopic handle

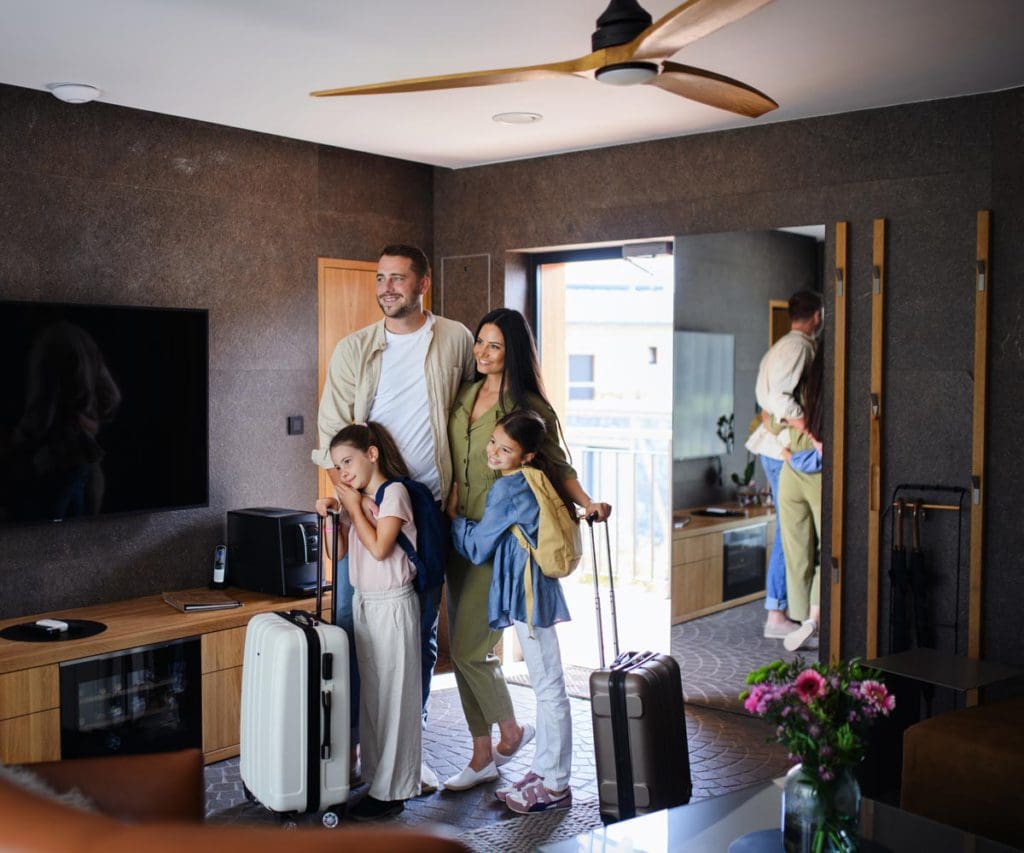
[587,514,607,668]
[587,514,620,666]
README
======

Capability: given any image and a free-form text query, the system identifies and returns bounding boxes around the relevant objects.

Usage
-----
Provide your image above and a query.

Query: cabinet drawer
[0,666,59,720]
[202,667,243,756]
[672,531,722,566]
[671,553,725,620]
[0,708,60,763]
[202,626,248,673]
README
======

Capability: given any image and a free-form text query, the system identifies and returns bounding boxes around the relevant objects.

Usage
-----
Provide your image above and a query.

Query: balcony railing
[568,439,673,589]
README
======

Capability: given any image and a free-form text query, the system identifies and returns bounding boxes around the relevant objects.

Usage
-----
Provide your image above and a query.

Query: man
[745,289,823,639]
[313,244,475,798]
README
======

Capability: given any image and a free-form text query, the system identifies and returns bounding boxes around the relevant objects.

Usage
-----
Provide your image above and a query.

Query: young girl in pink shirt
[316,421,422,821]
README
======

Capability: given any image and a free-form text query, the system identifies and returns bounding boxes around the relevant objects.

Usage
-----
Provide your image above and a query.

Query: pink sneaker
[495,771,541,803]
[505,779,572,814]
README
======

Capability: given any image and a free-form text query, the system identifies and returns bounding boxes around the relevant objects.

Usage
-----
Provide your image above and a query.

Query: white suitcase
[239,514,350,821]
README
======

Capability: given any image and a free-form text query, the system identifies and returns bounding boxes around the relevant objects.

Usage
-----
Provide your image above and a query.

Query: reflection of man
[313,244,475,791]
[3,322,121,521]
[745,290,823,639]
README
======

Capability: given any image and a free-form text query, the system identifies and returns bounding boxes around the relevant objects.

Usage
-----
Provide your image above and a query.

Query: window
[568,354,595,400]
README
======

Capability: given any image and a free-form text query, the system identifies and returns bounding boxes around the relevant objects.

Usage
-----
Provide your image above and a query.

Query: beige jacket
[312,312,476,501]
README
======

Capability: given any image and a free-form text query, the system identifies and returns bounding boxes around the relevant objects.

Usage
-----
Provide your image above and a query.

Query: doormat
[457,797,601,852]
[505,663,593,700]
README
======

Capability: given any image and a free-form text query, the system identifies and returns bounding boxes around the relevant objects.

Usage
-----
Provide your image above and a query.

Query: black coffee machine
[226,507,321,596]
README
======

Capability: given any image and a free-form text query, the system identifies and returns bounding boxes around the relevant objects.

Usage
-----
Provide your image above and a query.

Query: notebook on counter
[162,590,243,613]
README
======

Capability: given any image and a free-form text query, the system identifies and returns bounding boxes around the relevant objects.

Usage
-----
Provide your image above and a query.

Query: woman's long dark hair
[474,308,548,416]
[329,421,409,482]
[474,308,572,461]
[496,409,579,525]
[799,344,825,443]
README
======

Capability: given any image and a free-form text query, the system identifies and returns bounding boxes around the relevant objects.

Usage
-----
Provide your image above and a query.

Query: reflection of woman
[443,309,611,791]
[779,346,824,652]
[3,322,121,520]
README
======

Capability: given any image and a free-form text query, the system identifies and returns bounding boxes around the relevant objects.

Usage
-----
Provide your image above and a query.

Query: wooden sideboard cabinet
[0,588,325,765]
[671,506,775,624]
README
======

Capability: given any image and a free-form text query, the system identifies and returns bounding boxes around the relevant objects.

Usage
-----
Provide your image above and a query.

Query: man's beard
[378,295,419,319]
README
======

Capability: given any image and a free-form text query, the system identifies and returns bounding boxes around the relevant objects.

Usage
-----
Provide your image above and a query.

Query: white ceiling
[2,0,1023,169]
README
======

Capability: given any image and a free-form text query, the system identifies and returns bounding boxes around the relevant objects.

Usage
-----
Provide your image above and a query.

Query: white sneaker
[420,763,439,795]
[784,619,818,652]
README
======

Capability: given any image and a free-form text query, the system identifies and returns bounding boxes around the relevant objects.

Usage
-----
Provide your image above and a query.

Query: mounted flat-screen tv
[672,331,734,460]
[0,300,208,526]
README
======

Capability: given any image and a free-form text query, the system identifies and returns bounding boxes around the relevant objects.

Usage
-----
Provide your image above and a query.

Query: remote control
[35,618,69,632]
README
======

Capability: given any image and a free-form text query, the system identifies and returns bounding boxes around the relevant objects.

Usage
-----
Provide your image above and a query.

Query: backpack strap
[511,526,536,637]
[373,479,425,592]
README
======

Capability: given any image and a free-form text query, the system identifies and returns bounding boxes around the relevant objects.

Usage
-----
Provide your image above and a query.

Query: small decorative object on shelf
[741,658,895,852]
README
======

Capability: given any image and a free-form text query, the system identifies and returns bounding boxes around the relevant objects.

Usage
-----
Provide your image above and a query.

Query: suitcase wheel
[278,814,299,829]
[322,810,340,829]
[242,784,255,803]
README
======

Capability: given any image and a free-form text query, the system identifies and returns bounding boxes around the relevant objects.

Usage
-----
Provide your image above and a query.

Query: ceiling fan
[311,0,778,118]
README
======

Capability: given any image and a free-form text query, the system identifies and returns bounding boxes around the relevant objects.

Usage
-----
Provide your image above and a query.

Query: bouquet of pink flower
[741,657,894,782]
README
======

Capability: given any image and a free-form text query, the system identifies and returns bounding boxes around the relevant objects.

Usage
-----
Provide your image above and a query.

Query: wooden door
[317,258,381,501]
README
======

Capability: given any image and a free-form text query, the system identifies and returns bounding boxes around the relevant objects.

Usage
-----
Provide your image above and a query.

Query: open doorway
[534,245,674,670]
[669,226,826,712]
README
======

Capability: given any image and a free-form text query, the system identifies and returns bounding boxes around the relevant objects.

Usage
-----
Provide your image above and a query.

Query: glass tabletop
[539,780,1020,852]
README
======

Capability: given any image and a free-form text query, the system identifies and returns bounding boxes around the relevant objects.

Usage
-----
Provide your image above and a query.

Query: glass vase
[781,763,861,852]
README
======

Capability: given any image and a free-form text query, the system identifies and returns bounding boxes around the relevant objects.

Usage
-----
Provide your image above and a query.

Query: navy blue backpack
[374,477,447,593]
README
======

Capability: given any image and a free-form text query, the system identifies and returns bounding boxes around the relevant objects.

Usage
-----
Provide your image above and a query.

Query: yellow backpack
[510,467,582,631]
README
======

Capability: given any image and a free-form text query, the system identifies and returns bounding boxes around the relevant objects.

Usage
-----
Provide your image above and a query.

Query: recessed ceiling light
[492,112,543,125]
[46,83,101,104]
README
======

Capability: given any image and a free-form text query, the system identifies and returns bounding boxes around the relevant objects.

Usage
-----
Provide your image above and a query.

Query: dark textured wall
[0,83,432,619]
[672,230,821,509]
[433,90,1023,667]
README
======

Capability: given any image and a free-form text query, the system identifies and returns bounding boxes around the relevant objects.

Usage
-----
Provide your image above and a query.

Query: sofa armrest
[23,748,204,822]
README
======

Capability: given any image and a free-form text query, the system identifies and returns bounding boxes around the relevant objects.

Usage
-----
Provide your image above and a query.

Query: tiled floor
[205,600,795,845]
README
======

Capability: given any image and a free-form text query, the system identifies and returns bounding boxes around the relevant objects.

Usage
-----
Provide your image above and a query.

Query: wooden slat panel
[202,667,243,757]
[967,211,991,706]
[0,709,60,763]
[201,626,248,674]
[866,218,886,659]
[0,665,59,720]
[829,222,849,664]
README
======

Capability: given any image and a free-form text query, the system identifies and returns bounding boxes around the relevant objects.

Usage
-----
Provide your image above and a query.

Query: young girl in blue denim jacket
[450,409,575,814]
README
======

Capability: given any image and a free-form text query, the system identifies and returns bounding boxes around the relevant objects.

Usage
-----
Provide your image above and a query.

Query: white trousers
[353,584,422,801]
[513,620,572,791]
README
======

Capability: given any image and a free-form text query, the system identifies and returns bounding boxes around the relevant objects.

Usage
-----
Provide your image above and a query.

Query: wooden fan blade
[311,52,602,97]
[648,61,778,116]
[628,0,776,63]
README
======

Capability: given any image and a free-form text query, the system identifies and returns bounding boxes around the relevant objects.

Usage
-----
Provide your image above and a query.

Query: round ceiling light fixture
[595,62,658,86]
[46,83,101,104]
[492,111,543,125]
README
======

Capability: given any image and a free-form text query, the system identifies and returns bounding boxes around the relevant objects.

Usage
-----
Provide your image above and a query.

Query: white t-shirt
[345,482,418,592]
[369,317,440,500]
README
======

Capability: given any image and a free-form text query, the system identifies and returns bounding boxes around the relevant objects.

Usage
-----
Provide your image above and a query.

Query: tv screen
[672,331,734,460]
[0,300,208,525]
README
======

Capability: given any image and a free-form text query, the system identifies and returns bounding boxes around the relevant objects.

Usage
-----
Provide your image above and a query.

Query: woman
[778,345,824,653]
[443,308,611,791]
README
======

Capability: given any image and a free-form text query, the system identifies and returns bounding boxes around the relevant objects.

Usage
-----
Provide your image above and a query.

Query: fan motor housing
[592,0,653,51]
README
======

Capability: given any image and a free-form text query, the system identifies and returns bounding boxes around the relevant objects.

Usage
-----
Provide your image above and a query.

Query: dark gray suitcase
[586,519,692,823]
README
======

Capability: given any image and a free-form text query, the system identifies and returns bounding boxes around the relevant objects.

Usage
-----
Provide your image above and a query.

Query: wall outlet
[287,415,304,435]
